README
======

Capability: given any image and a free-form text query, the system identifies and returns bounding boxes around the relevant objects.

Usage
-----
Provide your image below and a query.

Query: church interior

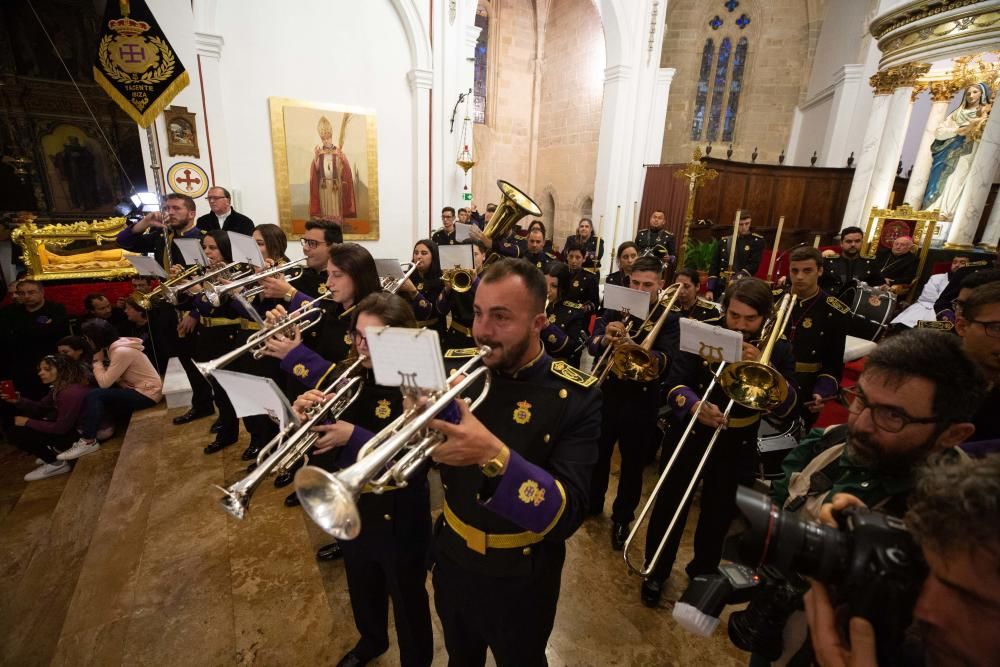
[1,0,999,665]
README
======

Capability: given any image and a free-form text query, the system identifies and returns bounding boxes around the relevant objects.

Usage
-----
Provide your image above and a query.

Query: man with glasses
[432,207,460,246]
[934,267,1000,324]
[743,329,983,665]
[196,186,255,235]
[956,282,1000,448]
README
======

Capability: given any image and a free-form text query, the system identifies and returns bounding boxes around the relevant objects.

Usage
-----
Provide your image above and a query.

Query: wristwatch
[283,287,296,303]
[480,445,510,478]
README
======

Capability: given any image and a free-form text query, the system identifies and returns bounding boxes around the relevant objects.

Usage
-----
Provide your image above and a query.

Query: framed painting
[269,97,380,240]
[36,120,121,215]
[164,106,199,158]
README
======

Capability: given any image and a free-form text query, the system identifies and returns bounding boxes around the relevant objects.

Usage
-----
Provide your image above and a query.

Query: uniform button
[559,389,568,399]
[861,481,870,488]
[543,434,551,443]
[383,514,392,521]
[522,547,532,556]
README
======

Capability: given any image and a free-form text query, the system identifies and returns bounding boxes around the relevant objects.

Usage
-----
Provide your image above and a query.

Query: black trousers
[432,546,565,667]
[643,420,758,583]
[0,415,76,463]
[589,379,659,523]
[176,330,214,413]
[342,546,433,667]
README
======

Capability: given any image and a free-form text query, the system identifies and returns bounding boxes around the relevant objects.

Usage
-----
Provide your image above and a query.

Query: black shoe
[245,461,258,474]
[316,542,343,561]
[335,650,370,667]
[203,436,237,455]
[641,579,663,608]
[173,408,214,425]
[284,490,301,507]
[274,470,294,488]
[210,418,222,433]
[241,443,263,461]
[611,522,629,550]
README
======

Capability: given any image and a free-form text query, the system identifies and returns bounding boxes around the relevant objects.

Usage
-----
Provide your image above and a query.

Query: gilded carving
[869,62,931,94]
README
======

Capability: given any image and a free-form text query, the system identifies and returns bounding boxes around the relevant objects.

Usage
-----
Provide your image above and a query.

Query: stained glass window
[725,0,739,11]
[473,10,489,124]
[723,37,748,143]
[736,14,751,29]
[690,39,715,141]
[706,37,731,143]
[709,15,723,30]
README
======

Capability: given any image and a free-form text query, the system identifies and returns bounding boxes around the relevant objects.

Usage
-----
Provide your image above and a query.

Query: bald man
[875,235,919,293]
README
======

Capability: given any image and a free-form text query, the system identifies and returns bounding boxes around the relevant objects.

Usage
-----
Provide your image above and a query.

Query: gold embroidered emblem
[344,333,352,346]
[548,314,556,324]
[550,360,597,387]
[513,400,532,425]
[675,393,687,408]
[572,280,580,288]
[802,317,813,329]
[317,283,328,294]
[417,282,425,291]
[374,399,391,419]
[868,295,882,307]
[293,363,309,378]
[744,245,750,252]
[518,480,546,506]
[547,334,557,343]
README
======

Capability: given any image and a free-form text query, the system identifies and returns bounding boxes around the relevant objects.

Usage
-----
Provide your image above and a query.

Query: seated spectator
[56,335,95,365]
[0,278,69,399]
[83,292,129,330]
[57,319,162,461]
[1,354,92,481]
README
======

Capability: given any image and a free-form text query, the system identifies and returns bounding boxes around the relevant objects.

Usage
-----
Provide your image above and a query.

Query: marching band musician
[542,262,588,366]
[705,211,765,301]
[396,239,445,335]
[604,241,639,289]
[562,241,600,315]
[640,278,797,607]
[782,246,849,430]
[292,293,434,667]
[427,258,600,666]
[669,267,718,321]
[819,225,881,298]
[562,217,603,269]
[521,227,556,272]
[520,220,557,262]
[431,207,460,246]
[588,256,675,549]
[438,241,485,350]
[115,193,214,426]
[634,209,676,263]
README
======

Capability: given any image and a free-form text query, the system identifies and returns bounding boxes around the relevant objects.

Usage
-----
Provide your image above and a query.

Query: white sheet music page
[228,232,265,267]
[602,283,651,321]
[679,318,744,363]
[454,222,473,242]
[439,244,474,269]
[126,255,167,278]
[173,238,208,266]
[213,370,297,430]
[374,259,406,280]
[365,327,448,392]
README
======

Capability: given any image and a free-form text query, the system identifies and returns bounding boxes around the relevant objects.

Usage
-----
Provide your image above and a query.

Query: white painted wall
[804,0,871,101]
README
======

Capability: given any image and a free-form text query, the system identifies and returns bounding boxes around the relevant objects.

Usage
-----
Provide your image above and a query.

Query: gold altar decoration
[869,62,931,94]
[11,216,138,281]
[861,204,944,290]
[872,1,1000,68]
[674,148,718,270]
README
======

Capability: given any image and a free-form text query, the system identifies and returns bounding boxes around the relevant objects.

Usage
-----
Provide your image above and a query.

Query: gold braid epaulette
[445,347,481,358]
[827,296,850,314]
[916,320,954,331]
[550,360,597,388]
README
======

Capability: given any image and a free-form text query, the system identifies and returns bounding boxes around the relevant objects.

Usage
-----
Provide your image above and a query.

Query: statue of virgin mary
[921,83,991,218]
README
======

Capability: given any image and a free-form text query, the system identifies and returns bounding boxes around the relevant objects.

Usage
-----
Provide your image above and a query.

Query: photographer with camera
[804,454,1000,667]
[736,329,985,665]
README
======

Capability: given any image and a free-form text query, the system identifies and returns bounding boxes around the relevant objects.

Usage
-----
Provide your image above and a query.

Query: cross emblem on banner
[118,44,145,63]
[176,169,201,191]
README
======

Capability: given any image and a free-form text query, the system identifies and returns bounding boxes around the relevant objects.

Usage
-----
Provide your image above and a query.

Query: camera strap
[784,425,849,517]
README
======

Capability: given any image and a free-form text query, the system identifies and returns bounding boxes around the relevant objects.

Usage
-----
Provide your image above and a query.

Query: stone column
[903,82,955,208]
[840,90,892,230]
[946,106,1000,248]
[979,196,1000,252]
[409,68,434,244]
[861,64,929,224]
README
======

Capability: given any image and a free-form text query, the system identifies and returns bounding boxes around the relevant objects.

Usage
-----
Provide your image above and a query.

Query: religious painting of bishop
[269,98,380,241]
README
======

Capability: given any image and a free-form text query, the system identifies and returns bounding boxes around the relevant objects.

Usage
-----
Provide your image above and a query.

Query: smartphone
[0,380,16,401]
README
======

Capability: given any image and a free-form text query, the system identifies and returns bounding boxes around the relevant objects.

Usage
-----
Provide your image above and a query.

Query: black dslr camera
[674,487,925,663]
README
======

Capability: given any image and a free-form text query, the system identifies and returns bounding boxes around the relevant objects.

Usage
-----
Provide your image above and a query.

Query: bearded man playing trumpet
[639,277,798,607]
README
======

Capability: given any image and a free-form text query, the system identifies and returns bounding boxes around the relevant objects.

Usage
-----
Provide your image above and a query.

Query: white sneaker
[24,461,70,481]
[57,439,100,461]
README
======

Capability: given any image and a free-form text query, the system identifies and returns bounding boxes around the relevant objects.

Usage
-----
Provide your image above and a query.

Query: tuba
[478,180,542,273]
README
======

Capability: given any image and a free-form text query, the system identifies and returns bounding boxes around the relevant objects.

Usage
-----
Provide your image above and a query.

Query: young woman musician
[292,293,433,667]
[542,262,588,366]
[563,217,604,268]
[397,239,444,334]
[605,241,639,289]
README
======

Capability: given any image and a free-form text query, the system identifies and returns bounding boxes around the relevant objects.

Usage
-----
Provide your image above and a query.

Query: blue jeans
[81,388,156,439]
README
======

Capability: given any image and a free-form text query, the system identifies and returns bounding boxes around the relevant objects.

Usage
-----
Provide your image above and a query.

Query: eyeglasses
[840,386,941,433]
[300,238,322,249]
[351,330,367,345]
[965,318,1000,338]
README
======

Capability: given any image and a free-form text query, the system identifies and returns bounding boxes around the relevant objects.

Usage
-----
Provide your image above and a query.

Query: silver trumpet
[215,355,367,520]
[381,262,418,294]
[294,346,493,540]
[195,292,334,377]
[164,261,252,305]
[203,258,307,306]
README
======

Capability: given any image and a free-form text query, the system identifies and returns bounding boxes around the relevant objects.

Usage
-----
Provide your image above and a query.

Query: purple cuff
[333,425,374,467]
[193,294,213,316]
[411,291,434,320]
[483,450,565,534]
[289,290,312,310]
[667,386,699,419]
[280,344,336,388]
[814,374,838,399]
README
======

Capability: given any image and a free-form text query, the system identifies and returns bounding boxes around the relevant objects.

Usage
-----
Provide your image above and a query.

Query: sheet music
[439,244,474,269]
[365,326,448,392]
[125,255,167,278]
[173,238,208,266]
[454,222,473,242]
[602,284,650,320]
[228,232,265,267]
[213,370,298,430]
[679,318,743,363]
[374,259,406,280]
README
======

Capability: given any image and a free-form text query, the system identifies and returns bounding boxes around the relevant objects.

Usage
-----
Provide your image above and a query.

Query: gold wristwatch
[283,288,296,303]
[480,445,510,478]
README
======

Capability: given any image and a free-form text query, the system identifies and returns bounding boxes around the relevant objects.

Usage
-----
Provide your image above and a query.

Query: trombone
[589,312,632,384]
[607,284,682,382]
[216,355,367,520]
[202,258,307,306]
[294,347,493,540]
[381,262,418,294]
[622,293,796,576]
[131,265,201,310]
[195,291,334,376]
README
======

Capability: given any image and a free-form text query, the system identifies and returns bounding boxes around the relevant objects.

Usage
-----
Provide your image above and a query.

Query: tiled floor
[1,405,749,666]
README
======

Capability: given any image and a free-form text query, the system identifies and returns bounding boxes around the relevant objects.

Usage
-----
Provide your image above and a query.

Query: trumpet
[381,262,418,294]
[622,293,795,576]
[202,258,307,306]
[195,292,334,376]
[216,355,367,520]
[163,261,252,305]
[131,265,201,310]
[442,266,476,293]
[294,347,492,540]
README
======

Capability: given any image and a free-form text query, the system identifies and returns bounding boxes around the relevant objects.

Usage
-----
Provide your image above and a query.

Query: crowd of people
[1,189,998,667]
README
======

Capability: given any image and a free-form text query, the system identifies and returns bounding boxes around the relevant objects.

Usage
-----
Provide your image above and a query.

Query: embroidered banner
[92,0,189,127]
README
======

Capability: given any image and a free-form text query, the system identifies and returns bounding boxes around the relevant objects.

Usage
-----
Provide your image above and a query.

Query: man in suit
[196,187,255,235]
